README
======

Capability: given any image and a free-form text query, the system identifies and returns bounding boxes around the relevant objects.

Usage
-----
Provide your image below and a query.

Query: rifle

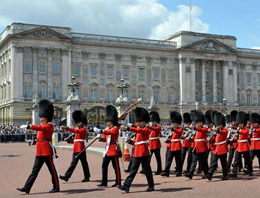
[118,98,142,120]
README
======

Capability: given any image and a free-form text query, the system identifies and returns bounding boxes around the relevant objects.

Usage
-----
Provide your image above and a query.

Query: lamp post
[117,79,127,97]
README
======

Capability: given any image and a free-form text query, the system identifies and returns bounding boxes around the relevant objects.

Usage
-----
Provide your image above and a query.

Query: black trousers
[150,148,162,173]
[208,153,228,177]
[164,150,182,174]
[233,151,252,174]
[189,150,208,176]
[23,156,59,192]
[181,147,193,172]
[101,155,121,185]
[228,148,242,170]
[64,151,90,179]
[127,147,135,171]
[250,149,260,168]
[124,156,154,189]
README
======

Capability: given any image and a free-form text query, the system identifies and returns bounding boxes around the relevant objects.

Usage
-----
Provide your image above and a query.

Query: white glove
[20,125,28,129]
[96,134,101,138]
[148,122,152,127]
[94,127,101,134]
[127,123,132,127]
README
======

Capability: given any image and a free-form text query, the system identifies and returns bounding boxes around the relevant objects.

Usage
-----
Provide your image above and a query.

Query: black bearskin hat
[72,110,87,125]
[246,113,250,122]
[250,113,260,124]
[38,99,54,122]
[236,111,247,126]
[226,115,231,123]
[170,111,182,125]
[105,105,118,126]
[205,110,213,124]
[193,111,205,124]
[214,112,225,126]
[230,110,238,122]
[150,111,160,123]
[190,110,198,122]
[135,107,150,123]
[183,112,192,124]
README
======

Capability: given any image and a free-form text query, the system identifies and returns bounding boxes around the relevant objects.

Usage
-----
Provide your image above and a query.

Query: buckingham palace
[1,22,260,125]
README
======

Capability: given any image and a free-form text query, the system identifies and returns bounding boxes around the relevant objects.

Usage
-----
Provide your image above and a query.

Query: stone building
[1,22,260,125]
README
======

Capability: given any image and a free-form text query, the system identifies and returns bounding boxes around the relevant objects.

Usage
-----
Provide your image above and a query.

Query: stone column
[47,49,53,99]
[98,53,106,101]
[32,48,38,95]
[61,49,71,101]
[222,61,229,101]
[66,104,80,126]
[179,57,186,103]
[160,57,167,102]
[212,60,217,102]
[233,61,238,103]
[190,58,196,102]
[130,55,138,101]
[146,56,152,103]
[82,52,89,100]
[252,63,257,104]
[201,60,206,102]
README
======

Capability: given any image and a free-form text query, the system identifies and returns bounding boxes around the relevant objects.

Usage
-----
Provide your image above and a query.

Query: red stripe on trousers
[115,156,120,183]
[49,156,59,189]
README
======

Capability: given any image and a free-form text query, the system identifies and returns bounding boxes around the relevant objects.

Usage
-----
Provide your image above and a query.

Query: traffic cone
[123,143,130,162]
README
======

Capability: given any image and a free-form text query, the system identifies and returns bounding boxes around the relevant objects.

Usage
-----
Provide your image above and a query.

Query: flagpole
[190,0,192,31]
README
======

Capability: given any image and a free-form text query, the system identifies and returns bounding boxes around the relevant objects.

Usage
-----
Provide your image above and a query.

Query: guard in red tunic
[186,111,209,179]
[249,113,260,169]
[206,112,229,181]
[161,111,183,177]
[17,100,59,194]
[230,111,253,177]
[148,111,162,175]
[96,105,121,187]
[181,113,193,174]
[119,107,154,193]
[59,110,90,182]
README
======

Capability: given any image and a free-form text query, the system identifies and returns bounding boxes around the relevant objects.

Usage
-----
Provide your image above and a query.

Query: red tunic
[130,126,150,157]
[169,127,183,151]
[103,126,119,156]
[193,127,208,153]
[182,138,191,148]
[31,123,54,156]
[149,125,161,150]
[69,127,87,153]
[236,128,250,152]
[212,128,228,155]
[250,128,260,150]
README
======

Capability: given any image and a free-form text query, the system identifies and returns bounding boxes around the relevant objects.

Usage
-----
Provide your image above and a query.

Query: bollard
[52,133,59,146]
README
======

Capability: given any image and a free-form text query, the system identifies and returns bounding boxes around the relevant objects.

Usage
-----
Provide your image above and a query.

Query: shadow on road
[62,188,105,194]
[126,187,193,194]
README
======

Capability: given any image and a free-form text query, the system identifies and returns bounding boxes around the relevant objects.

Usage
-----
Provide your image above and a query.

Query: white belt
[149,137,160,140]
[195,139,206,142]
[251,138,260,141]
[215,141,227,145]
[171,139,181,142]
[134,141,148,146]
[74,139,86,142]
[237,140,248,143]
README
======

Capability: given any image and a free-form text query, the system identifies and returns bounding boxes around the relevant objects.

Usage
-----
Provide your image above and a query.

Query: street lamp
[67,76,80,96]
[117,79,127,97]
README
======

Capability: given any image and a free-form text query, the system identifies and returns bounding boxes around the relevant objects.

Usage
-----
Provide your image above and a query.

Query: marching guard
[249,113,260,169]
[59,110,91,182]
[206,112,229,180]
[95,105,121,187]
[161,111,183,177]
[148,111,162,175]
[119,107,154,193]
[230,111,253,177]
[17,99,60,194]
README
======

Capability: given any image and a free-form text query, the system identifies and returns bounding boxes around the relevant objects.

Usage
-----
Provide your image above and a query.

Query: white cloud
[252,47,260,50]
[0,0,209,39]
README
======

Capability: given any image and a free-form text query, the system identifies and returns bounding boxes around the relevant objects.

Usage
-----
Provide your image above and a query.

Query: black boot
[49,188,60,193]
[59,175,68,182]
[118,185,129,193]
[16,187,29,194]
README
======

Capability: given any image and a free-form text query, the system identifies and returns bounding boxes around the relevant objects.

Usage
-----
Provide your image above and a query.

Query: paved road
[1,142,260,198]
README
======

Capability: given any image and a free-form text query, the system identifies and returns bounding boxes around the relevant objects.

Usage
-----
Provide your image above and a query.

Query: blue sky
[0,0,260,48]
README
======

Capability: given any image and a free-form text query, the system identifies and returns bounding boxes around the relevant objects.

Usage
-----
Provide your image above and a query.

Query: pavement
[1,139,260,198]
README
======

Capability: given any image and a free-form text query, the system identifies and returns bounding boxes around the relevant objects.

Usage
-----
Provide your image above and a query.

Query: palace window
[217,92,221,102]
[123,89,128,98]
[107,66,113,78]
[123,67,129,78]
[216,72,220,82]
[39,61,46,73]
[206,92,210,102]
[73,64,80,76]
[206,71,210,81]
[237,93,240,103]
[154,69,159,80]
[53,62,60,74]
[38,84,47,99]
[168,91,173,102]
[258,74,260,86]
[168,70,173,81]
[24,61,31,73]
[195,91,198,101]
[139,90,144,101]
[91,65,97,77]
[247,93,251,104]
[108,89,113,102]
[246,73,251,84]
[53,86,61,99]
[258,94,260,104]
[237,74,240,84]
[154,90,159,102]
[195,71,198,81]
[91,88,97,101]
[23,85,31,98]
[139,68,144,79]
